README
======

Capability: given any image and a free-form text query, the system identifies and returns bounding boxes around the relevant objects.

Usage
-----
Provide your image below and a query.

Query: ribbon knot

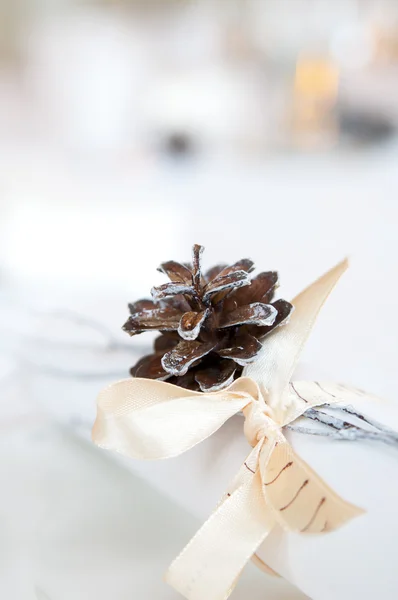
[92,259,365,600]
[243,399,278,447]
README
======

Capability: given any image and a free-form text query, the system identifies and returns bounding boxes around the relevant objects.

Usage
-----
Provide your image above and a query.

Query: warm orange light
[294,56,339,100]
[291,55,340,148]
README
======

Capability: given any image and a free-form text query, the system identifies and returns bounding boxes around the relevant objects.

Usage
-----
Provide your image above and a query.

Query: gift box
[92,250,398,600]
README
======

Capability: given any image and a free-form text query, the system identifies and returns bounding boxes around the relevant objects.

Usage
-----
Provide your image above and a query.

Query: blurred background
[0,1,397,598]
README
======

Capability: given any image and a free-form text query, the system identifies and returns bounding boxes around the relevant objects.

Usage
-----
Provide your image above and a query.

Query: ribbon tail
[261,434,364,534]
[165,469,275,600]
[282,380,385,424]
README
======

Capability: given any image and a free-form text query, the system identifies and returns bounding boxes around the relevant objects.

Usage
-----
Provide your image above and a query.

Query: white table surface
[0,412,306,600]
[1,131,398,599]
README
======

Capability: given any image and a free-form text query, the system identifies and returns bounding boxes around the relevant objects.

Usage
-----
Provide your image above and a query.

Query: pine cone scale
[219,302,277,329]
[161,340,217,376]
[130,353,171,380]
[123,307,181,335]
[203,270,251,303]
[195,359,236,392]
[158,260,192,284]
[128,299,156,314]
[154,333,179,353]
[217,259,255,277]
[217,333,262,366]
[178,309,209,341]
[229,271,278,308]
[151,282,195,301]
[204,264,228,282]
[249,299,293,340]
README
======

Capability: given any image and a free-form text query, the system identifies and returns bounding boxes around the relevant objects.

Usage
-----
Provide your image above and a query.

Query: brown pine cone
[123,244,293,392]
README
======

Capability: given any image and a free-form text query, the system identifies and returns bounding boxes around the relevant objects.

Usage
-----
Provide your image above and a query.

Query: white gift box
[2,284,398,599]
[90,371,398,600]
[24,344,397,600]
[88,256,398,600]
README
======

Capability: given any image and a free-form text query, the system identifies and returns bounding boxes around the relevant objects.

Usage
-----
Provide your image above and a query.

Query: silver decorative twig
[287,404,398,447]
[286,423,398,446]
[326,404,398,442]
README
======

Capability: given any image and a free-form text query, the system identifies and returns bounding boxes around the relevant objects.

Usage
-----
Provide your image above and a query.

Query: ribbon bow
[92,259,364,600]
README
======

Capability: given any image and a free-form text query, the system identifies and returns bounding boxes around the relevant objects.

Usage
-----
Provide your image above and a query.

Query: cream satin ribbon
[92,259,365,600]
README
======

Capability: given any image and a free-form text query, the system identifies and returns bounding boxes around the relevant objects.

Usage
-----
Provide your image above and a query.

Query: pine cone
[123,244,293,392]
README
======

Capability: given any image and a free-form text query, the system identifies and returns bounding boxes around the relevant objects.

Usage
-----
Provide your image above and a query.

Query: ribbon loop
[243,259,349,420]
[93,377,249,460]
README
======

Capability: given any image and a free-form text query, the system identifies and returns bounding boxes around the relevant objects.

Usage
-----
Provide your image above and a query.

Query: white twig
[325,403,398,441]
[285,424,331,437]
[289,405,398,447]
[304,408,353,431]
[287,423,398,446]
